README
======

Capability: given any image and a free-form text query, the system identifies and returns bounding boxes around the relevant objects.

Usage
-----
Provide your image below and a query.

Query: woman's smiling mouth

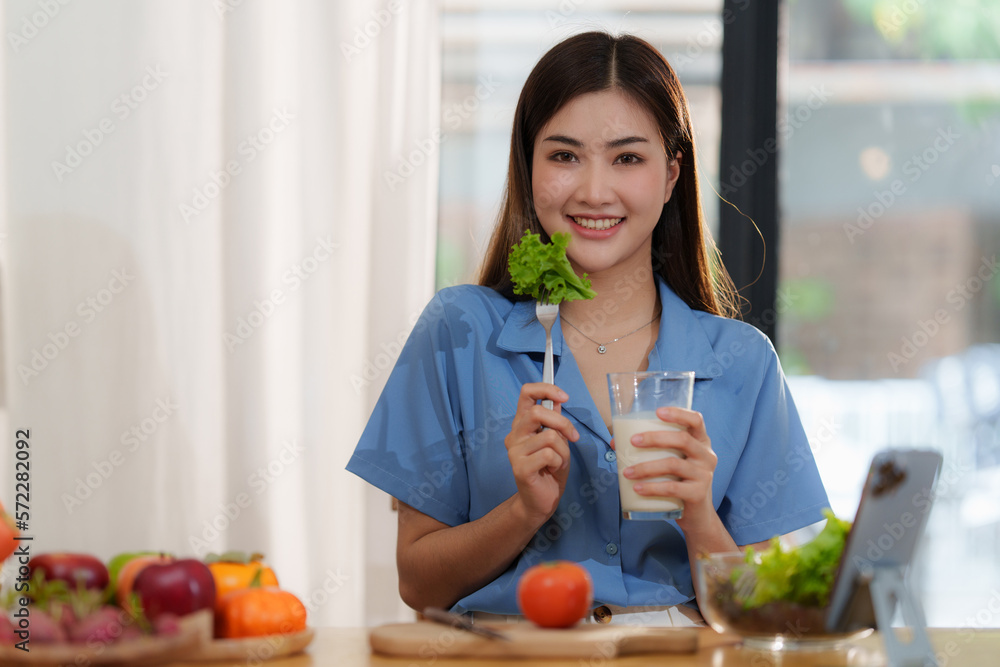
[571,216,624,231]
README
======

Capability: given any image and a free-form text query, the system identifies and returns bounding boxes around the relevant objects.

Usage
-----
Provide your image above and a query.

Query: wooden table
[163,626,1000,666]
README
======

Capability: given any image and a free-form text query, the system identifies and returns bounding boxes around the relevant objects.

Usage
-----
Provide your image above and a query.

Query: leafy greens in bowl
[508,230,596,304]
[697,510,873,651]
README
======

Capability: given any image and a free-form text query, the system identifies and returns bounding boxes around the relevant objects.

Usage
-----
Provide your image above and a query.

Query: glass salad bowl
[696,552,874,652]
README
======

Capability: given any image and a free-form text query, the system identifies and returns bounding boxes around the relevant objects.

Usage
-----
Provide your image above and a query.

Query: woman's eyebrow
[541,134,649,149]
[542,134,584,147]
[606,136,648,148]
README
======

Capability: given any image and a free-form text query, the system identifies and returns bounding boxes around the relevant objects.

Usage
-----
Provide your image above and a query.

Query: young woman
[347,31,828,625]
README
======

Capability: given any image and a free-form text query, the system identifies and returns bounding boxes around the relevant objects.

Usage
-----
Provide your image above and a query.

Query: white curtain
[0,0,438,627]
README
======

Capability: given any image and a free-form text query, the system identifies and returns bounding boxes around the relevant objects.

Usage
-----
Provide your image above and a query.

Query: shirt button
[604,450,616,463]
[605,542,618,556]
[592,605,612,623]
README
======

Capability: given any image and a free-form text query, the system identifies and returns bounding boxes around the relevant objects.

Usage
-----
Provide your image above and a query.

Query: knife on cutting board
[422,607,512,641]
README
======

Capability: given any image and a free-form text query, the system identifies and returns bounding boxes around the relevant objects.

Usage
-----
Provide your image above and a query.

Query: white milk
[612,411,684,516]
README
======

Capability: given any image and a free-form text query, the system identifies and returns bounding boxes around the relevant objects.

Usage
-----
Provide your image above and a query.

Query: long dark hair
[477,31,739,318]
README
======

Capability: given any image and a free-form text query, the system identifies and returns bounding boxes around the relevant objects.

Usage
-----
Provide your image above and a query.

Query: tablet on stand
[825,449,944,667]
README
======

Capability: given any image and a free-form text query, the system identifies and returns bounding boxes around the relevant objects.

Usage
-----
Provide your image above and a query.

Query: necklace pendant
[597,344,607,354]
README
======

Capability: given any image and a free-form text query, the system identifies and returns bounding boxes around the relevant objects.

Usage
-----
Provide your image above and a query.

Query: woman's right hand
[504,383,580,527]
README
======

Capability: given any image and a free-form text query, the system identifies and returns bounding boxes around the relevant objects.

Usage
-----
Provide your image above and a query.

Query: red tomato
[516,561,593,628]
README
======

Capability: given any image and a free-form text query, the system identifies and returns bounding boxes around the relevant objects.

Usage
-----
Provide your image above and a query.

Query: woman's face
[531,89,679,279]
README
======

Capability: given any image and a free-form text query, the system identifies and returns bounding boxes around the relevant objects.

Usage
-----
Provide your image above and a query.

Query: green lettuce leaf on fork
[508,230,597,304]
[742,508,852,609]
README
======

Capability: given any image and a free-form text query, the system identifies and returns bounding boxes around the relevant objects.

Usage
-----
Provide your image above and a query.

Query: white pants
[471,604,706,627]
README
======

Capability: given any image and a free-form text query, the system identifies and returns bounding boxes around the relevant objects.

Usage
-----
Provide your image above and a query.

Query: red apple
[115,554,174,610]
[29,553,110,592]
[133,559,215,621]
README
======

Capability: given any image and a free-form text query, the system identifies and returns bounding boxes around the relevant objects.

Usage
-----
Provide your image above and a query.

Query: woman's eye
[615,153,644,165]
[550,151,576,162]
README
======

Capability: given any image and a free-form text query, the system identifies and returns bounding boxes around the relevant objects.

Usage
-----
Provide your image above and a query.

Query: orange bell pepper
[205,552,279,611]
[215,568,306,639]
[0,499,19,562]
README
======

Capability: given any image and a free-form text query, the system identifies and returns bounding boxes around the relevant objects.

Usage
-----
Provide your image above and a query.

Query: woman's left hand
[611,406,718,534]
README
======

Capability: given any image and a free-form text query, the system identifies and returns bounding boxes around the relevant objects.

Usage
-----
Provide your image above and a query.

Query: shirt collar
[651,276,724,380]
[496,275,724,380]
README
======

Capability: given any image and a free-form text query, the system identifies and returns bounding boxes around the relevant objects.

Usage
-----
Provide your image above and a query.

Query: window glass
[780,0,1000,626]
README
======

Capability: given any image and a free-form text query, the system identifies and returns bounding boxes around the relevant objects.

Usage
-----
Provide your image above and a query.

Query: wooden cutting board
[185,628,315,662]
[369,621,699,659]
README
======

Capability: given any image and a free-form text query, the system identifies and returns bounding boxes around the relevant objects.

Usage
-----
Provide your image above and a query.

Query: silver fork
[535,290,559,410]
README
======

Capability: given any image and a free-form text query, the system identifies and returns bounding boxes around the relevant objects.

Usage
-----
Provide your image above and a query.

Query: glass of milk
[607,370,695,520]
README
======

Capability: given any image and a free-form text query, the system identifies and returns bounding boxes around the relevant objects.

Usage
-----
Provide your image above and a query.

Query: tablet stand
[863,565,936,667]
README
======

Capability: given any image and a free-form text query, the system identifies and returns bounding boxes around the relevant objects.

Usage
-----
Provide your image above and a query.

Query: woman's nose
[575,162,614,207]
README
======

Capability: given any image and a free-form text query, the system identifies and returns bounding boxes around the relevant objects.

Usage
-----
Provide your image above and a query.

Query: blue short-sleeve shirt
[346,277,829,615]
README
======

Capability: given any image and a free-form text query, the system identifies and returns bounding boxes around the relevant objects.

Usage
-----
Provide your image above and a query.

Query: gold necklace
[561,313,659,354]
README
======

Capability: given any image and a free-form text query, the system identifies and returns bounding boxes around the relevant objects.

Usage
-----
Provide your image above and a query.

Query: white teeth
[572,216,623,230]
